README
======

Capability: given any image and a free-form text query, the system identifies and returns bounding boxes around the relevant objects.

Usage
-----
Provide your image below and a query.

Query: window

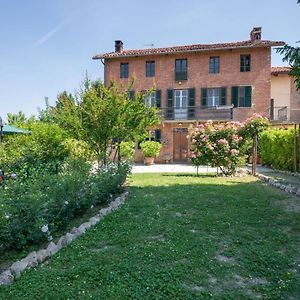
[231,86,252,107]
[120,63,129,78]
[207,88,220,106]
[175,59,187,81]
[144,91,156,108]
[240,55,251,72]
[209,56,220,74]
[146,61,155,77]
[201,87,227,107]
[174,89,188,108]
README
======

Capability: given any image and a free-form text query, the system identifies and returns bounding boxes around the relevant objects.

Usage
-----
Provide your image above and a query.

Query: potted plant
[140,141,162,165]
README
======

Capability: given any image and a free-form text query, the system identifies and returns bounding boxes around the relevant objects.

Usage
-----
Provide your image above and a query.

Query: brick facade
[94,28,284,163]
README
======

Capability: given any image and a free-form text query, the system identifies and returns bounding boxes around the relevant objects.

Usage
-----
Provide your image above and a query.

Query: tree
[52,80,161,165]
[7,111,35,127]
[276,1,300,90]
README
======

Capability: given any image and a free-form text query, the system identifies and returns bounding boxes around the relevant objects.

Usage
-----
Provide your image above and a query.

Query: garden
[0,79,300,298]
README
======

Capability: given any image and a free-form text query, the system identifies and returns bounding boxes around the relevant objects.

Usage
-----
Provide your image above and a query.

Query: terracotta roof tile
[271,66,291,75]
[93,40,285,60]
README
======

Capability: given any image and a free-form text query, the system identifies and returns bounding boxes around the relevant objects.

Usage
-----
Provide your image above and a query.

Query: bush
[120,141,135,161]
[140,141,161,158]
[189,121,246,176]
[260,128,296,171]
[0,160,130,250]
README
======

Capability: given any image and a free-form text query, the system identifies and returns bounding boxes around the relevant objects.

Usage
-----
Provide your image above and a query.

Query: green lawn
[0,173,299,299]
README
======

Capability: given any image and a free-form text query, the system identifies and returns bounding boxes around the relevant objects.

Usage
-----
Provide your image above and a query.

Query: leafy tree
[7,111,35,127]
[276,1,300,90]
[53,80,160,165]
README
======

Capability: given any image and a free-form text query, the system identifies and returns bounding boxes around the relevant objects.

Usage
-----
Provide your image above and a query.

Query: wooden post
[298,124,300,173]
[252,131,257,176]
[294,124,297,173]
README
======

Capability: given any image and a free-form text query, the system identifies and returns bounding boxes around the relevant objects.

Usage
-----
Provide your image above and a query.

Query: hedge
[260,128,298,171]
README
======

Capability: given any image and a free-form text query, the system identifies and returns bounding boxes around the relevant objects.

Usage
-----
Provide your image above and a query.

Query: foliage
[276,1,300,90]
[140,141,162,158]
[189,121,245,176]
[0,173,299,299]
[7,111,35,127]
[52,80,161,164]
[62,138,95,161]
[0,160,130,250]
[241,114,270,138]
[0,122,69,177]
[260,128,297,171]
[120,141,135,161]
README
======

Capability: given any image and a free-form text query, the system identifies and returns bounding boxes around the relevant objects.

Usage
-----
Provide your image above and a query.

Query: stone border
[247,170,300,197]
[0,190,129,286]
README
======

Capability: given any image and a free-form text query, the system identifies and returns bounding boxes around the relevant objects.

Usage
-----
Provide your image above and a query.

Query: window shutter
[188,88,195,107]
[167,89,173,107]
[166,89,174,119]
[154,129,161,143]
[128,90,135,99]
[155,90,161,108]
[220,87,226,106]
[231,86,239,107]
[201,88,207,106]
[188,88,195,119]
[245,86,252,107]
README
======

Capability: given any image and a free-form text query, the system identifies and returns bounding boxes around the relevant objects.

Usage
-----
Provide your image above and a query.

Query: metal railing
[162,106,233,121]
[270,106,288,122]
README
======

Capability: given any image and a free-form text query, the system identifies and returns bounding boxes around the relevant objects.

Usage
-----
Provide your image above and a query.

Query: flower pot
[145,157,155,165]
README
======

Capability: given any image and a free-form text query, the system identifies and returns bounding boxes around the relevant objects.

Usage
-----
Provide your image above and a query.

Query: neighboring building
[271,66,300,123]
[93,27,284,163]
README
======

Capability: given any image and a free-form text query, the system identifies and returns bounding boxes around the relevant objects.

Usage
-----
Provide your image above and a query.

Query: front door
[173,128,188,162]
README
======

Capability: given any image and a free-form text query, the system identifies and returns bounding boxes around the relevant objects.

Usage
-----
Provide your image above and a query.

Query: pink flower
[191,153,196,158]
[230,149,239,155]
[217,139,229,146]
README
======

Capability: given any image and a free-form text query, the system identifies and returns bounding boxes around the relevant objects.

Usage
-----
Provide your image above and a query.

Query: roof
[271,66,291,75]
[93,40,285,60]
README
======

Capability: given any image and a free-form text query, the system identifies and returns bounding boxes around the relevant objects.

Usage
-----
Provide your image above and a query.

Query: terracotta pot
[145,157,155,165]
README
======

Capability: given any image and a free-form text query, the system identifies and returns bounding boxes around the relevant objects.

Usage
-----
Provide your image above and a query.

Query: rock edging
[0,190,129,286]
[247,170,300,197]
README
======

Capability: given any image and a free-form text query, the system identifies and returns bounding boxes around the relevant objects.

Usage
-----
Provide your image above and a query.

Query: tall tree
[53,80,160,165]
[276,1,300,90]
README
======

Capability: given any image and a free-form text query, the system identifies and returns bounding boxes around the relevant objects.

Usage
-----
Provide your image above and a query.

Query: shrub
[260,128,296,171]
[0,160,130,250]
[189,121,246,176]
[140,141,162,158]
[120,141,135,161]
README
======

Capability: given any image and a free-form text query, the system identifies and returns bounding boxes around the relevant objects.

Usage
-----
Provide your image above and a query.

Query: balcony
[270,106,288,122]
[162,106,233,122]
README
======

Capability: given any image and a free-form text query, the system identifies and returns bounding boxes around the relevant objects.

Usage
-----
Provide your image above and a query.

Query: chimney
[250,27,262,42]
[115,40,123,52]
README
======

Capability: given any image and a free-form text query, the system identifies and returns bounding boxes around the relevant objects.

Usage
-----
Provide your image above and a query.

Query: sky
[0,0,299,121]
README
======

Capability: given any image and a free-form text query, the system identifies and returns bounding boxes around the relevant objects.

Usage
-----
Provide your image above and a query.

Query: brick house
[93,27,284,163]
[271,66,300,123]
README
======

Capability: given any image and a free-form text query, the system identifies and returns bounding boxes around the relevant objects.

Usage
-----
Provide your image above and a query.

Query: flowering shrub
[0,159,130,250]
[189,121,246,176]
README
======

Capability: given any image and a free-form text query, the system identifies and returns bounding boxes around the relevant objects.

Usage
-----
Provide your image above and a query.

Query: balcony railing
[270,106,288,122]
[162,106,233,121]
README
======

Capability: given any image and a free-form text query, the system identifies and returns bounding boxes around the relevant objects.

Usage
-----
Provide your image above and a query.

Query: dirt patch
[215,254,236,265]
[274,198,300,213]
[182,283,205,292]
[148,235,165,242]
[175,212,183,217]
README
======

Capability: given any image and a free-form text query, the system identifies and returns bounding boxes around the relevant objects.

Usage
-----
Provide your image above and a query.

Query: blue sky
[0,0,299,121]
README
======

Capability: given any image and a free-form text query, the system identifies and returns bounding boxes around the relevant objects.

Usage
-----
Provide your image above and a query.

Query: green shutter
[220,87,226,106]
[201,88,207,106]
[154,129,161,143]
[128,90,135,99]
[231,86,239,107]
[155,90,161,108]
[188,88,195,107]
[167,89,173,107]
[245,86,252,107]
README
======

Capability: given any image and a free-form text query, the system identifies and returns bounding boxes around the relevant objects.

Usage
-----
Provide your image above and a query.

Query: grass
[0,173,299,299]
